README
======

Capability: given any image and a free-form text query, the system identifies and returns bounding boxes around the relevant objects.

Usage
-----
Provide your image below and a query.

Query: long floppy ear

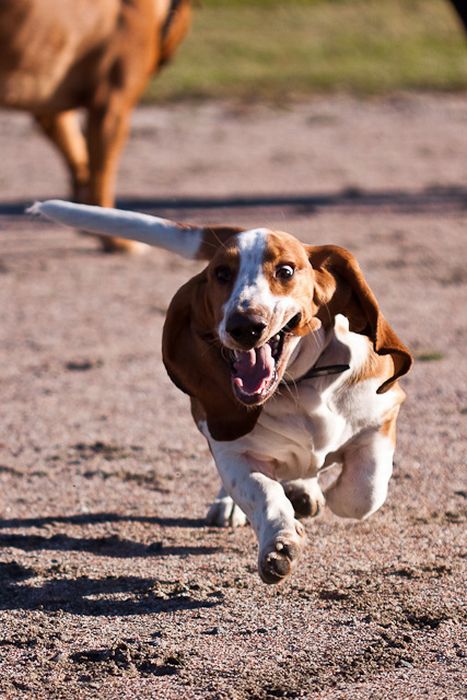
[162,272,260,441]
[307,245,413,393]
[27,200,243,261]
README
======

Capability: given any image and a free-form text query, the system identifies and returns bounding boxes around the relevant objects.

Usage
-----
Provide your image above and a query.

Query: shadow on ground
[1,183,466,218]
[0,560,221,616]
[0,512,205,530]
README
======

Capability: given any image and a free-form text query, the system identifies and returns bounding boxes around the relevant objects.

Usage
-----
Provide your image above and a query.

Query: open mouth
[228,313,301,406]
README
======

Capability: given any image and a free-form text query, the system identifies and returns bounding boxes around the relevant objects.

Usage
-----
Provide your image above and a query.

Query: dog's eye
[215,265,233,284]
[275,264,295,281]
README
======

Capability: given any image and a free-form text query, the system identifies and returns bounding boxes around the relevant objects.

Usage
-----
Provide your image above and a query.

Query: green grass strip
[146,0,467,102]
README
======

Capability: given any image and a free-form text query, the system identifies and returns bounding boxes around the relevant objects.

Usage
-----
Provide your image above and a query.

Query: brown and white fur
[29,200,413,584]
[0,0,191,252]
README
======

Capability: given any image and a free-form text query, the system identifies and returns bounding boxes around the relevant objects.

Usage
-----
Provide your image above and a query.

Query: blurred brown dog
[0,0,192,251]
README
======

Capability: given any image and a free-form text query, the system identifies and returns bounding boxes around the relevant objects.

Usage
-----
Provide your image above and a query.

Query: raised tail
[27,200,244,261]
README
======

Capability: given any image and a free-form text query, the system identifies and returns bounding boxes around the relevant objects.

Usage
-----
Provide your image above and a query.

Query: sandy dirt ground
[0,94,466,699]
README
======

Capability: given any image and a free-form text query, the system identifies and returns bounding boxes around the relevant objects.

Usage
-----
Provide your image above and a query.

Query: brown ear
[307,245,413,393]
[196,225,245,260]
[162,271,260,441]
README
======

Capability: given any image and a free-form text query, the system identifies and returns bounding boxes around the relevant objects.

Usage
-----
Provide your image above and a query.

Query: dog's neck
[285,326,329,380]
[285,316,351,382]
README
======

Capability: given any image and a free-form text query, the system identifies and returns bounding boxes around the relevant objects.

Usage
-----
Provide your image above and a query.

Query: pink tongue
[233,344,275,395]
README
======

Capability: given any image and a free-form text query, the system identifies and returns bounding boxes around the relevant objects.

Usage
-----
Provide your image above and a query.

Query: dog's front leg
[210,445,306,584]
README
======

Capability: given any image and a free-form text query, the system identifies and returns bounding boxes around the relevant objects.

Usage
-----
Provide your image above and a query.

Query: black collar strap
[283,363,350,385]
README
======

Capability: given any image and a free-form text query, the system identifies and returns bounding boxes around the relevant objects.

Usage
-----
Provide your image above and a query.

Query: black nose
[226,313,267,348]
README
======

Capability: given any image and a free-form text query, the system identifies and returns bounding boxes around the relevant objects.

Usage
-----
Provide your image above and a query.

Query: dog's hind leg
[324,427,395,520]
[282,477,325,519]
[34,110,90,203]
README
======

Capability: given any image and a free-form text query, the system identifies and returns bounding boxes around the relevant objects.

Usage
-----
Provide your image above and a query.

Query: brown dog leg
[34,110,90,202]
[86,102,147,254]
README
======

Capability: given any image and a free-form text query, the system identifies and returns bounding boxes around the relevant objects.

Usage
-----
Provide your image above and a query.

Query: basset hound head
[29,201,412,440]
[173,226,412,412]
[200,228,321,407]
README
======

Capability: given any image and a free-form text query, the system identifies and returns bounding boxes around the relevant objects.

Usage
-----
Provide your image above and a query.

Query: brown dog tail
[27,200,244,261]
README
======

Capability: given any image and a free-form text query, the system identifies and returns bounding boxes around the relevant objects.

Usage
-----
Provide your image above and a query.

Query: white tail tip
[26,200,203,258]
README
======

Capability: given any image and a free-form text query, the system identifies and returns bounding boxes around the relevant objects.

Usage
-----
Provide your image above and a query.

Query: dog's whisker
[312,330,321,352]
[281,372,301,405]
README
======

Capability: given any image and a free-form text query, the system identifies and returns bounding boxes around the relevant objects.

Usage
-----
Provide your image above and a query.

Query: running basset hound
[30,201,413,584]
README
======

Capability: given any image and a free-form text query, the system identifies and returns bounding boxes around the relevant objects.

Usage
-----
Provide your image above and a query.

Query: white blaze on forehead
[232,228,270,308]
[219,228,299,342]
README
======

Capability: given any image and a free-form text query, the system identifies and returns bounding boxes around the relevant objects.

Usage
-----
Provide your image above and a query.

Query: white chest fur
[208,316,398,481]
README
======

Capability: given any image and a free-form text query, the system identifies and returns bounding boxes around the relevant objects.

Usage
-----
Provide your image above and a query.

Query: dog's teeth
[267,333,283,362]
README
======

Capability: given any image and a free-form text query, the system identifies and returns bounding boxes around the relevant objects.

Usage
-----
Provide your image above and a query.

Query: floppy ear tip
[26,200,59,219]
[377,346,413,393]
[26,201,42,216]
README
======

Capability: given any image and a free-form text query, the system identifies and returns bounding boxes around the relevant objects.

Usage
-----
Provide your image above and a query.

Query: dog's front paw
[283,478,325,519]
[258,521,306,584]
[206,495,248,528]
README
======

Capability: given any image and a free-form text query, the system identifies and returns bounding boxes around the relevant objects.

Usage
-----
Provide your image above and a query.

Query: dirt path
[0,94,466,699]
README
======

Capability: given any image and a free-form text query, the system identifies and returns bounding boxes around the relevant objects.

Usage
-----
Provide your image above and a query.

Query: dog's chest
[242,379,351,478]
[232,324,386,479]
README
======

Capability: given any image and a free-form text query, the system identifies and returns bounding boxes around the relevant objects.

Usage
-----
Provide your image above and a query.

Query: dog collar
[283,363,350,385]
